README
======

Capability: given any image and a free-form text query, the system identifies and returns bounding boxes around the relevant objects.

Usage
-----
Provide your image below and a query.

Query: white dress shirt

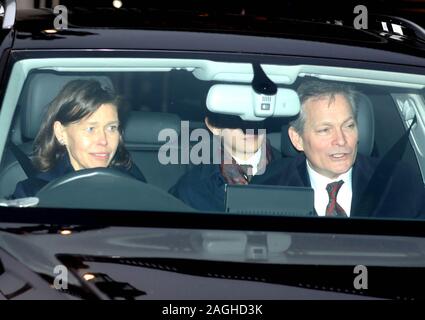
[233,147,262,176]
[306,160,353,217]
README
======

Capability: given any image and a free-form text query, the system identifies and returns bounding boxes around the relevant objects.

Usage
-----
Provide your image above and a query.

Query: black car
[0,1,425,301]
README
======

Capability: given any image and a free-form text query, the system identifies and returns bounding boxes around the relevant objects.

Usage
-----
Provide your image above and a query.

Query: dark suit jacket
[12,154,146,199]
[251,154,425,219]
[170,145,281,212]
[169,163,227,212]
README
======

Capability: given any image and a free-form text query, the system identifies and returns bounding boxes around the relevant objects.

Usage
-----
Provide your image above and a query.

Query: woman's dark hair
[33,79,131,171]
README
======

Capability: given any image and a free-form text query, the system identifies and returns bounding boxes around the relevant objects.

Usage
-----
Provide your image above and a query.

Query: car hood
[1,223,425,299]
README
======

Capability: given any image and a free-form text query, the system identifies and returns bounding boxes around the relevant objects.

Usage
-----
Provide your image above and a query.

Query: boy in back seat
[169,112,277,212]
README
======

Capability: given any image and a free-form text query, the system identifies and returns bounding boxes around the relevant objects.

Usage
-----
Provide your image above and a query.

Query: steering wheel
[35,168,195,212]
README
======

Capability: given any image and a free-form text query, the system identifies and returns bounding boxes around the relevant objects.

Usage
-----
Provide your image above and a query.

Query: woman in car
[170,111,278,212]
[12,79,146,198]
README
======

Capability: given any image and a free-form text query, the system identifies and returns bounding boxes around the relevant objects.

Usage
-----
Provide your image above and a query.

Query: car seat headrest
[19,73,114,140]
[281,92,375,157]
[124,111,181,146]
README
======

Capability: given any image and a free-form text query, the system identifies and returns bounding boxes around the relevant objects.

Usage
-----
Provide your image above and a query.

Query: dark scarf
[219,138,273,185]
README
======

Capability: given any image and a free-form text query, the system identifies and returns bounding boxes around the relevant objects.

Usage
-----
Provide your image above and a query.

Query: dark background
[57,0,424,26]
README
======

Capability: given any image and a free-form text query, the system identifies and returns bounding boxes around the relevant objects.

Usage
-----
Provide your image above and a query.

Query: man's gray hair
[290,80,358,133]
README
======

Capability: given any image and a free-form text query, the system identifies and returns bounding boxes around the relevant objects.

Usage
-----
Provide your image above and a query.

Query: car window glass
[0,56,424,221]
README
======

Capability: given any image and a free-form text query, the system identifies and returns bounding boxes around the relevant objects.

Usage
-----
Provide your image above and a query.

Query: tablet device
[225,184,315,216]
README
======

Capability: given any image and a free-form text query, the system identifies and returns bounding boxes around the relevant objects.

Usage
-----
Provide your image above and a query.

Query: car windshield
[0,54,424,221]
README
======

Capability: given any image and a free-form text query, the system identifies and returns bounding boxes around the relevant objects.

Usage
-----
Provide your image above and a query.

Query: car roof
[7,10,425,66]
[7,8,425,67]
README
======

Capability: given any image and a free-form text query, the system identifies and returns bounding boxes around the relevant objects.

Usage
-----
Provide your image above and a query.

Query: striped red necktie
[325,180,347,217]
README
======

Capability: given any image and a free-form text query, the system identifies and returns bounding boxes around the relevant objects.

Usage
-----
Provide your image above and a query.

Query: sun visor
[206,84,300,121]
